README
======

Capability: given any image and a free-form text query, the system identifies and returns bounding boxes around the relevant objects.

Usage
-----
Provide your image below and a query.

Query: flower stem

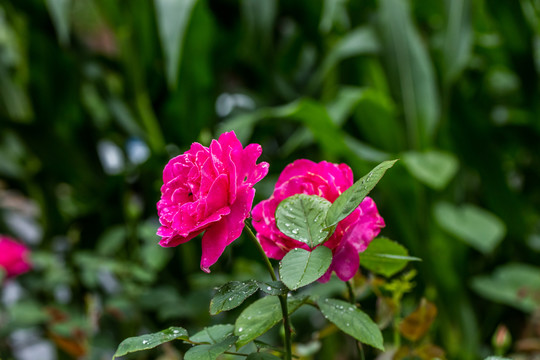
[244,223,277,282]
[244,221,292,360]
[346,280,355,303]
[347,280,365,360]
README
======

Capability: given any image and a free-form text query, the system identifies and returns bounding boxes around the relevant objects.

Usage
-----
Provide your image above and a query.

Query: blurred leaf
[141,242,172,271]
[343,135,392,163]
[484,357,512,360]
[96,226,126,256]
[184,336,237,360]
[246,353,281,360]
[317,298,384,350]
[0,13,33,122]
[319,0,349,33]
[402,150,459,190]
[190,324,235,344]
[0,130,29,178]
[310,26,380,91]
[442,0,472,84]
[399,298,437,341]
[274,100,351,158]
[326,159,398,228]
[434,202,506,253]
[361,237,420,277]
[378,0,440,148]
[7,300,49,327]
[279,246,332,290]
[326,87,366,126]
[234,295,307,347]
[155,0,198,88]
[112,327,189,359]
[45,0,72,45]
[241,0,276,54]
[209,280,259,315]
[276,194,332,248]
[352,88,405,153]
[471,263,540,313]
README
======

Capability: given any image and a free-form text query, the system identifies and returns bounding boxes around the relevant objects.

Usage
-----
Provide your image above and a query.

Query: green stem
[244,223,276,282]
[347,281,365,360]
[346,281,355,304]
[244,222,292,360]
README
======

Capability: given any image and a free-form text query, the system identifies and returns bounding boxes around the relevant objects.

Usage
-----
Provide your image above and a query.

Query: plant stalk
[244,222,292,360]
[347,280,365,360]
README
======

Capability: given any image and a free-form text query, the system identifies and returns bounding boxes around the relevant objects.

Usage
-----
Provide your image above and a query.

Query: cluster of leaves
[112,160,397,359]
[1,0,540,359]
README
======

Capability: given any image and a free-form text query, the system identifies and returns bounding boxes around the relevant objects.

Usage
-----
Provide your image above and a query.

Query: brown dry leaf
[399,298,437,342]
[393,345,414,360]
[48,331,87,358]
[416,343,446,359]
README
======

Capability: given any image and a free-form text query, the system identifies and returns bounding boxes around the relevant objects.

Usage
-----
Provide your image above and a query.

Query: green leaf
[378,0,440,148]
[352,88,404,153]
[442,0,473,84]
[8,301,49,327]
[402,150,459,190]
[246,353,281,360]
[276,194,332,248]
[484,357,512,360]
[45,0,71,45]
[317,298,384,350]
[256,281,289,296]
[184,335,238,360]
[361,237,420,277]
[235,295,307,347]
[434,202,506,253]
[112,327,189,359]
[155,0,198,88]
[190,324,235,344]
[471,263,540,313]
[279,247,333,290]
[310,27,380,91]
[210,280,259,315]
[326,160,398,228]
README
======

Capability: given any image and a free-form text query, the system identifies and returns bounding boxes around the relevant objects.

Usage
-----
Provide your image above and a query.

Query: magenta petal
[200,218,229,273]
[205,173,230,216]
[275,159,317,188]
[199,188,255,272]
[332,242,360,282]
[318,264,333,283]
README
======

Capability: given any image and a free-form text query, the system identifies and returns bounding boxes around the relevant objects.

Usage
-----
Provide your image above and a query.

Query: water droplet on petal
[267,286,272,291]
[238,327,243,332]
[228,297,233,301]
[142,340,149,345]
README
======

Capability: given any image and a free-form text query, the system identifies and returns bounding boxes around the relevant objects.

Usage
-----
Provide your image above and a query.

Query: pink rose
[157,131,269,272]
[0,235,31,279]
[252,159,385,282]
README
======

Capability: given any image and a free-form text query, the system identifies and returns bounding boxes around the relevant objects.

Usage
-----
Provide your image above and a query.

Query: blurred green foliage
[1,0,540,359]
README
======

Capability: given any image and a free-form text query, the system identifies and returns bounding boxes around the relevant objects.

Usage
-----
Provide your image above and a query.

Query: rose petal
[332,241,360,282]
[205,173,230,217]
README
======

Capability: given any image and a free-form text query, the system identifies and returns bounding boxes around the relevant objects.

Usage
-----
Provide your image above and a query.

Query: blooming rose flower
[252,159,385,282]
[0,235,31,279]
[157,131,269,272]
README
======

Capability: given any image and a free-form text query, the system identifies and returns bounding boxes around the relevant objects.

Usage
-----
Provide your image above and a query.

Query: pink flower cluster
[157,132,269,272]
[156,132,384,281]
[252,160,385,282]
[0,235,31,279]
